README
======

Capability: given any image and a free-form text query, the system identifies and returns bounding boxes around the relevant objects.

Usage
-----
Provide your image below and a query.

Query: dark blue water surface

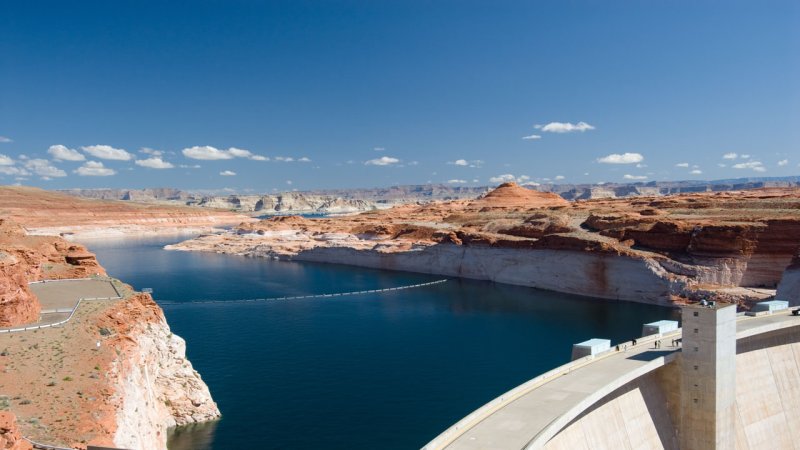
[85,235,677,450]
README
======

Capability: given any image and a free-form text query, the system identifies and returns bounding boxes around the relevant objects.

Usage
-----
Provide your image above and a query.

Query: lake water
[86,236,678,450]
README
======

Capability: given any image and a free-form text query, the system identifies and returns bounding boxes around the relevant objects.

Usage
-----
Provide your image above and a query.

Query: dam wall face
[542,369,679,450]
[543,325,800,450]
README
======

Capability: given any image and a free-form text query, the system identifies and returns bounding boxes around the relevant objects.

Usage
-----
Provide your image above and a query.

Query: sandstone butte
[0,188,236,450]
[169,182,800,307]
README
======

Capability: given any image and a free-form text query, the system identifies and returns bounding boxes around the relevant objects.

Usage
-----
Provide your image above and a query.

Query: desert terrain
[169,182,800,307]
[0,186,251,239]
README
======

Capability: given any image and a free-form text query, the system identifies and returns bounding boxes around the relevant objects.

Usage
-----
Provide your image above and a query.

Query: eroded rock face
[170,186,800,308]
[0,413,32,450]
[0,219,106,327]
[100,294,220,450]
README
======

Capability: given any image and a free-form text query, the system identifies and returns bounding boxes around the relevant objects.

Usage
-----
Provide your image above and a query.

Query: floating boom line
[157,279,448,306]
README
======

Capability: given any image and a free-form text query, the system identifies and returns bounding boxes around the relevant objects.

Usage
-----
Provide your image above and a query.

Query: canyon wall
[0,218,219,449]
[102,294,219,450]
[195,192,378,214]
[290,244,675,304]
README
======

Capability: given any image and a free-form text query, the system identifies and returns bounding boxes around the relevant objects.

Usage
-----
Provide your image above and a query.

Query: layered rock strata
[169,184,800,308]
[0,220,219,449]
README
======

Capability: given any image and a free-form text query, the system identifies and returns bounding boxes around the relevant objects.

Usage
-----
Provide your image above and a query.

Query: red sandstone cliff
[172,186,800,307]
[0,413,32,450]
[0,219,105,327]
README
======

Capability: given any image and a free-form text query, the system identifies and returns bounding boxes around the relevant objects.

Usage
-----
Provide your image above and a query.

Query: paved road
[430,310,800,450]
[437,337,679,450]
[0,279,121,333]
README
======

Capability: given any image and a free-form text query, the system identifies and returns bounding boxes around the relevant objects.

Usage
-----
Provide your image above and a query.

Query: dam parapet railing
[422,328,682,450]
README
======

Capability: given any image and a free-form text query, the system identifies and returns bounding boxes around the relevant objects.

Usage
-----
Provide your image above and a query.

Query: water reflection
[168,420,219,450]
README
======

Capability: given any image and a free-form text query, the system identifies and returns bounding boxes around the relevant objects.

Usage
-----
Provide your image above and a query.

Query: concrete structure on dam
[424,301,800,450]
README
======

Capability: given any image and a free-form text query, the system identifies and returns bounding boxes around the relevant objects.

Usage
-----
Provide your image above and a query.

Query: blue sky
[1,0,798,192]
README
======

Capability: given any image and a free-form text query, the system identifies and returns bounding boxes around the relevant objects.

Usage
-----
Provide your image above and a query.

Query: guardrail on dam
[425,301,800,450]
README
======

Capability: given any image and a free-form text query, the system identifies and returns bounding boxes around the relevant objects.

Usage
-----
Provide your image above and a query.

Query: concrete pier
[679,303,737,450]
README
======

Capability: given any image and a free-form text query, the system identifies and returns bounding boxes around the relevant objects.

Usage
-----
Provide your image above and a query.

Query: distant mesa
[472,182,570,209]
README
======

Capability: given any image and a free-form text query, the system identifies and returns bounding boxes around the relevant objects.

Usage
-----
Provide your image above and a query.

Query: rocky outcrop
[169,185,800,308]
[196,192,377,214]
[0,413,32,450]
[0,216,218,449]
[0,219,105,327]
[101,294,220,450]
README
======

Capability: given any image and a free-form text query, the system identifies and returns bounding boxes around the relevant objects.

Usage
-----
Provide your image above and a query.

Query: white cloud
[741,154,751,159]
[135,157,174,169]
[0,136,12,143]
[408,161,419,166]
[184,146,232,160]
[522,134,541,140]
[373,147,385,152]
[298,157,312,162]
[81,145,132,161]
[0,154,14,166]
[489,174,515,183]
[139,147,163,157]
[365,156,400,166]
[448,159,483,168]
[690,169,703,175]
[286,180,293,185]
[48,144,85,161]
[554,175,565,180]
[219,170,237,176]
[75,161,116,176]
[732,161,766,172]
[723,152,738,159]
[227,147,253,158]
[675,162,689,168]
[535,121,595,133]
[447,179,466,184]
[488,174,529,184]
[623,174,648,180]
[182,146,267,161]
[778,159,788,166]
[24,159,67,179]
[636,163,647,168]
[597,152,644,164]
[275,156,295,162]
[178,164,202,169]
[0,166,30,176]
[718,163,727,168]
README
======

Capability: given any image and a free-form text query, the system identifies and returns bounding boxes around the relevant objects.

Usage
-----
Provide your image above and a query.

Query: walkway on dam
[428,309,800,450]
[427,333,681,450]
[0,278,121,333]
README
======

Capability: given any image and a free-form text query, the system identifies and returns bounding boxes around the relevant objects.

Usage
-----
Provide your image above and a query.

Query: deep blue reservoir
[86,236,677,450]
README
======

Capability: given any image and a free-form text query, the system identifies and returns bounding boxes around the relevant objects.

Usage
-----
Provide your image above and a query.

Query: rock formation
[0,413,32,450]
[169,184,800,308]
[0,217,219,449]
[0,186,250,239]
[0,219,105,327]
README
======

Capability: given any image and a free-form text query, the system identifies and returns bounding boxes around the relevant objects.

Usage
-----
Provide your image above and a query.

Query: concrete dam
[424,301,800,450]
